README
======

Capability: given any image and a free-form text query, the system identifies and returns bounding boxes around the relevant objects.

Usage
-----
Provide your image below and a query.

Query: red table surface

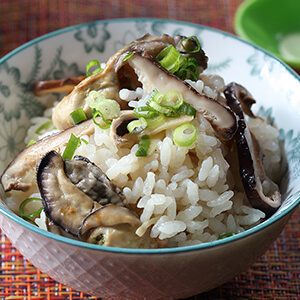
[0,1,299,299]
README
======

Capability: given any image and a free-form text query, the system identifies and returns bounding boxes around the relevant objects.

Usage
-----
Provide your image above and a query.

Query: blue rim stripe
[0,18,299,255]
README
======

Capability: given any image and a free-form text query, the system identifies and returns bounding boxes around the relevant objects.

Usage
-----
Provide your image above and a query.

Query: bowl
[234,0,300,69]
[0,18,299,299]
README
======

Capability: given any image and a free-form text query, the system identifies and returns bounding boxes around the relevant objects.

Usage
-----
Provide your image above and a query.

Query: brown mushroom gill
[224,83,281,217]
[36,151,152,248]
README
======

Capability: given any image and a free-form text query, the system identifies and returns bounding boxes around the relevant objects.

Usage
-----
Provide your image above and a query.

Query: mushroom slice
[109,110,139,145]
[118,51,237,141]
[52,34,177,131]
[79,205,152,248]
[225,82,257,119]
[64,155,124,206]
[1,117,97,192]
[33,76,86,96]
[224,83,281,217]
[37,151,95,235]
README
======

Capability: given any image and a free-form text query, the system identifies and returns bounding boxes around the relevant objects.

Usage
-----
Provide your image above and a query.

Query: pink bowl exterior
[0,209,294,299]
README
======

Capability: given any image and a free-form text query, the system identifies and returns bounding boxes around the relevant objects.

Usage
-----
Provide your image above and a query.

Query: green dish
[235,0,300,69]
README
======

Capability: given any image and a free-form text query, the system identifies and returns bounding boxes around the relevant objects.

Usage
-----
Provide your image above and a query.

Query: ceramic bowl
[0,19,299,299]
[234,0,300,69]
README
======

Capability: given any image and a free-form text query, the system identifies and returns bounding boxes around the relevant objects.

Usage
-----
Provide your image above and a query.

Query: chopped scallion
[127,117,148,134]
[92,109,112,130]
[62,134,81,160]
[35,121,54,134]
[156,45,181,73]
[180,36,201,53]
[19,197,43,220]
[123,52,134,62]
[96,99,120,120]
[136,135,151,157]
[218,232,235,240]
[26,139,36,147]
[70,108,88,125]
[86,60,103,76]
[133,106,159,119]
[173,123,197,147]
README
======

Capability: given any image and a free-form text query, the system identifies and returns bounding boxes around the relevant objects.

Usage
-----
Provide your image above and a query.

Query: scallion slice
[92,109,112,130]
[70,108,88,125]
[87,90,106,108]
[123,52,134,62]
[19,197,43,219]
[136,135,151,157]
[146,113,165,128]
[62,134,81,160]
[156,45,181,73]
[35,121,54,134]
[96,99,120,120]
[86,60,103,76]
[162,90,184,109]
[26,139,36,147]
[178,102,197,117]
[218,232,235,240]
[133,106,159,119]
[173,123,197,147]
[180,36,201,53]
[127,117,147,134]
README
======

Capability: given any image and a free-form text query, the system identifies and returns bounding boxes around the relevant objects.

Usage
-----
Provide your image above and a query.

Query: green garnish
[62,134,82,160]
[217,232,236,240]
[173,123,197,147]
[86,59,103,76]
[70,108,87,125]
[19,197,43,225]
[35,121,54,134]
[136,135,151,157]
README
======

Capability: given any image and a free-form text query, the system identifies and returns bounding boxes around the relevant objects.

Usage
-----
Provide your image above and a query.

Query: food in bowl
[0,34,282,248]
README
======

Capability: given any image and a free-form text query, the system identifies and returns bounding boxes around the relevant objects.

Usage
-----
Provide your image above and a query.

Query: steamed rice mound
[16,74,281,248]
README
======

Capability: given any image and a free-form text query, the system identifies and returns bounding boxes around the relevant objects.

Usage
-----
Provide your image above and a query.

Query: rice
[6,74,282,248]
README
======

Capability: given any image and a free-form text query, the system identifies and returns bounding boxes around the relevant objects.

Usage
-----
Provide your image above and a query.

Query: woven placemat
[0,1,299,299]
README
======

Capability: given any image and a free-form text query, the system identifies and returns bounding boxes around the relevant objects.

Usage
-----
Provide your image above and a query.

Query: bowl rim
[0,17,299,255]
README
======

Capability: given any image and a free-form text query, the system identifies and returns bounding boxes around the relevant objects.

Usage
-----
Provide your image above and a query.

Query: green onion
[146,113,165,128]
[70,108,87,125]
[62,134,82,160]
[218,232,235,240]
[156,45,181,73]
[162,90,184,109]
[180,36,201,53]
[127,117,148,134]
[35,121,54,134]
[19,197,43,220]
[92,109,112,130]
[133,106,159,119]
[148,99,172,115]
[178,102,197,117]
[26,139,36,147]
[87,90,106,108]
[86,60,103,76]
[136,135,151,157]
[96,99,120,120]
[173,123,197,147]
[123,52,134,62]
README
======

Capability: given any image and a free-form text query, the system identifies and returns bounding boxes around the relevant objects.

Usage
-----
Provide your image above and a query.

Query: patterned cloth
[0,0,299,299]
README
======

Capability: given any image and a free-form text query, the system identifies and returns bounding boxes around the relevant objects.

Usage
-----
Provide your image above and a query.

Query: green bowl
[234,0,300,69]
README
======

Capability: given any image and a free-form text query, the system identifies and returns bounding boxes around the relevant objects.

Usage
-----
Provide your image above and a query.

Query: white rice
[7,75,282,248]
